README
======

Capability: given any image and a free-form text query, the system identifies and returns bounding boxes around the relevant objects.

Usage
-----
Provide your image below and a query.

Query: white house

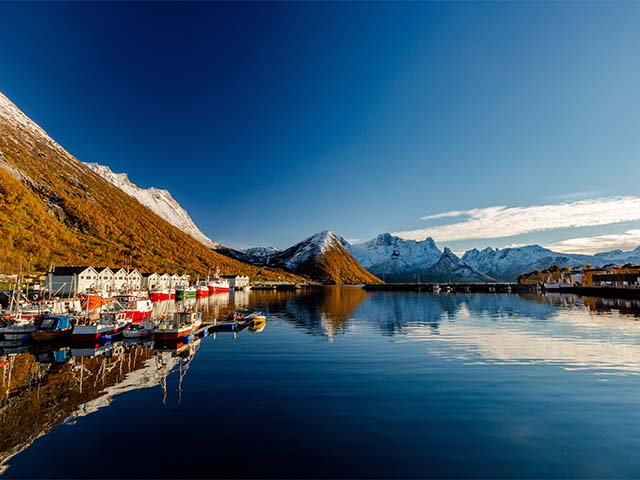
[112,268,129,291]
[51,266,98,295]
[170,274,181,288]
[127,269,143,290]
[159,273,172,289]
[95,267,115,292]
[142,273,160,290]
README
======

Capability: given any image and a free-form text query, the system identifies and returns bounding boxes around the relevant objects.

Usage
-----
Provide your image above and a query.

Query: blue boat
[31,315,74,342]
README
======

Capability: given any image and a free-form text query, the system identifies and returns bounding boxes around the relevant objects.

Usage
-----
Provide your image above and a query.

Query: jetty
[363,283,533,294]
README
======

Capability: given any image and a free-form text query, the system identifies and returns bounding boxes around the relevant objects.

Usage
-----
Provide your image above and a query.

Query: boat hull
[72,323,130,342]
[31,328,73,342]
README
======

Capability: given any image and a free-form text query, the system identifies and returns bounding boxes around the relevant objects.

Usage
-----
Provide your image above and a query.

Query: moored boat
[195,284,209,298]
[175,286,196,301]
[155,311,202,341]
[123,321,155,338]
[31,314,74,342]
[72,311,131,342]
[0,317,37,341]
[149,288,171,302]
[207,278,230,293]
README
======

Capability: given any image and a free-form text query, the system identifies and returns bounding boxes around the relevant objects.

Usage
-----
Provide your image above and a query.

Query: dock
[363,283,532,293]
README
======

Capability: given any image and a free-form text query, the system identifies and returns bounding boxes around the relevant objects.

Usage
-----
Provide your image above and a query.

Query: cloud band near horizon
[394,196,640,244]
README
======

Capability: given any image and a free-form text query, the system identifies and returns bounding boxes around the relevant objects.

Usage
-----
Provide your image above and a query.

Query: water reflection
[3,289,640,477]
[0,288,259,474]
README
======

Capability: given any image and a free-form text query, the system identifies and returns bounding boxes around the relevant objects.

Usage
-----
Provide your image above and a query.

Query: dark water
[2,288,640,478]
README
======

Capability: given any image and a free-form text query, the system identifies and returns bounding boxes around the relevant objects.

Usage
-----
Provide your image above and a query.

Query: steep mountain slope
[422,248,495,283]
[0,91,302,281]
[268,231,382,284]
[84,163,219,249]
[462,245,595,282]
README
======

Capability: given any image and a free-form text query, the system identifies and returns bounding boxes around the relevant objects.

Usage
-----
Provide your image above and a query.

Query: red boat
[114,293,153,322]
[149,288,170,302]
[195,284,209,298]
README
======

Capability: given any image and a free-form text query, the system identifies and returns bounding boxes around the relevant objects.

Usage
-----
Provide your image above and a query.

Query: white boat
[155,311,202,341]
[0,318,37,341]
[72,311,131,342]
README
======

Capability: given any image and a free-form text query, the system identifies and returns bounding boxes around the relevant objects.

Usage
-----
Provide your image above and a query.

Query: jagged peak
[442,247,458,259]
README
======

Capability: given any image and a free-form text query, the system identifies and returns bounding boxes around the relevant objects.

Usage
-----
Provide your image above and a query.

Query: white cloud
[420,210,468,221]
[545,229,640,255]
[394,196,640,243]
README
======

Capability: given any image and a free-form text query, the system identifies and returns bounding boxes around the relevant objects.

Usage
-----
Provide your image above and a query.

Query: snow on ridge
[85,162,219,249]
[344,233,442,271]
[281,230,342,270]
[243,246,281,259]
[0,91,79,165]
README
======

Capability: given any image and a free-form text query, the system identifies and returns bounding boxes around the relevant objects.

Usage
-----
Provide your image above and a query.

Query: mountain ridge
[0,90,303,282]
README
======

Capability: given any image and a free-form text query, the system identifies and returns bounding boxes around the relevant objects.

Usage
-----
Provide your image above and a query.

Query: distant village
[1,265,251,296]
[519,264,640,290]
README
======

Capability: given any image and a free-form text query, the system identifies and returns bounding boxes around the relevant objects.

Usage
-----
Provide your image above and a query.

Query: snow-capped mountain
[593,246,640,265]
[422,248,495,283]
[243,246,281,259]
[343,233,442,282]
[85,162,219,249]
[461,245,597,282]
[269,231,381,284]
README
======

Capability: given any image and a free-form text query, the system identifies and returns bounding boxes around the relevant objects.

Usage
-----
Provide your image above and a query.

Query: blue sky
[1,2,639,253]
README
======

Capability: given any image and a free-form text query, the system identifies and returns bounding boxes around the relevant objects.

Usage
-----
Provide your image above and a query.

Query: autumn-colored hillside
[0,92,303,281]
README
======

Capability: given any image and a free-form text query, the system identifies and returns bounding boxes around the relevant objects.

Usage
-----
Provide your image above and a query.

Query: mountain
[84,163,219,249]
[0,90,303,281]
[422,248,495,283]
[462,245,596,282]
[593,246,640,265]
[344,233,442,282]
[243,246,281,259]
[268,231,382,284]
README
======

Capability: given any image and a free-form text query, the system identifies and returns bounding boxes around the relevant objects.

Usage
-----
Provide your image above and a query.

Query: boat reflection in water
[0,319,236,473]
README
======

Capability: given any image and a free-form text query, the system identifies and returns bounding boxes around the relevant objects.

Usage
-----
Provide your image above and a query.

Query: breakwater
[363,283,532,293]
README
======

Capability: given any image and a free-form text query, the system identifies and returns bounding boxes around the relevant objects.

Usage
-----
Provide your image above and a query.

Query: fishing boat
[123,321,155,338]
[155,311,202,341]
[31,314,74,342]
[80,290,110,310]
[113,293,153,322]
[175,286,196,301]
[149,288,171,302]
[0,317,37,341]
[72,311,131,342]
[195,283,209,298]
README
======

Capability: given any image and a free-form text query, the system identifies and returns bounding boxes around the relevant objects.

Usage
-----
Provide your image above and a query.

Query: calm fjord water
[3,288,640,478]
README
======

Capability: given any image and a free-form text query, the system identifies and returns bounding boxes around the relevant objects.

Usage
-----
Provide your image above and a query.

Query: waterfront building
[221,275,250,290]
[583,266,640,287]
[51,266,98,294]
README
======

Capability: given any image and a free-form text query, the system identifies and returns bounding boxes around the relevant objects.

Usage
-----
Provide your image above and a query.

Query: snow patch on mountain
[277,230,342,270]
[462,245,596,281]
[423,248,495,283]
[243,246,281,259]
[344,233,442,279]
[85,162,219,249]
[593,246,640,265]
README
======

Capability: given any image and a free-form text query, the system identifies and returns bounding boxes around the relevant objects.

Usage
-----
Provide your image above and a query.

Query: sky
[0,2,639,253]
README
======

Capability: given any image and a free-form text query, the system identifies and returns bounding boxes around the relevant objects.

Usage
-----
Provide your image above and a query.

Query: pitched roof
[52,266,94,275]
